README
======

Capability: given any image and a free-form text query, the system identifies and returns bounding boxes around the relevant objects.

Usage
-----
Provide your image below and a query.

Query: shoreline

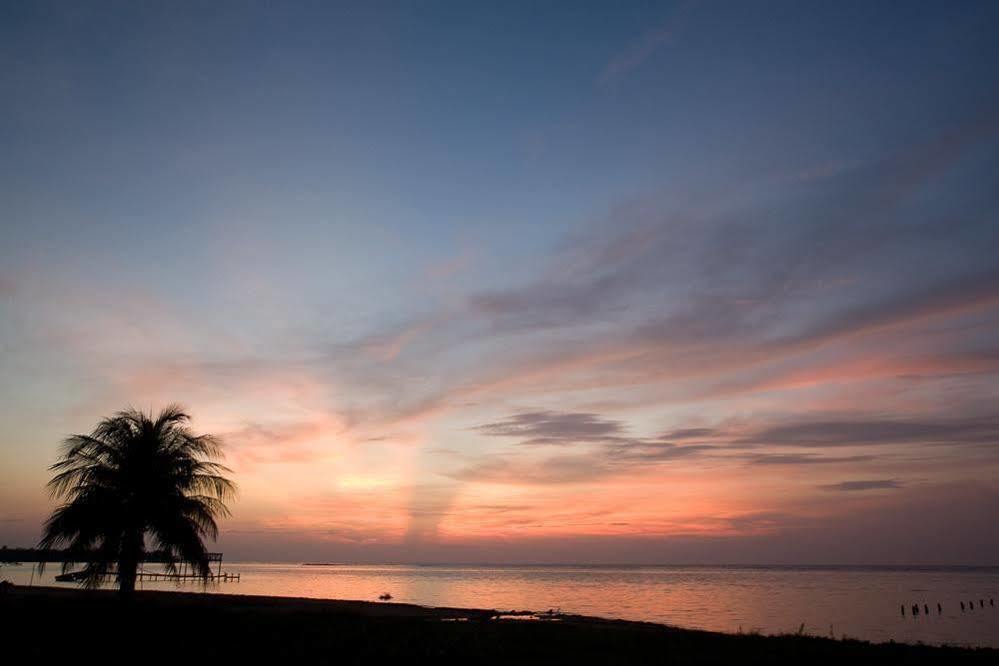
[4,584,997,664]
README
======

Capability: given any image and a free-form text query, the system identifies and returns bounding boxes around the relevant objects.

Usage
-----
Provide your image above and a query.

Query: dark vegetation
[3,586,996,665]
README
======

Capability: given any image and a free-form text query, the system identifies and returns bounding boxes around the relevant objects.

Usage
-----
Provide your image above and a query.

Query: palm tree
[40,405,235,597]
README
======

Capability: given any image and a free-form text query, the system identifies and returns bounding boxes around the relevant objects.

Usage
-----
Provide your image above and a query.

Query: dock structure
[2,548,239,584]
[54,568,240,583]
[136,556,238,583]
[136,570,240,583]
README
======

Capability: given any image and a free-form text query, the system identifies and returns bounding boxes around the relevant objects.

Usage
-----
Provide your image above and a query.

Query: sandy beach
[3,585,996,664]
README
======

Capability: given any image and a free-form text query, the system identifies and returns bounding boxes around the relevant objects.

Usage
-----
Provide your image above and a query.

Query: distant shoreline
[296,561,999,570]
[3,585,996,664]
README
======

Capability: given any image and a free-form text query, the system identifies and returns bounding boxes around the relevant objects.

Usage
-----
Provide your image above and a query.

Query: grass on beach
[2,585,996,665]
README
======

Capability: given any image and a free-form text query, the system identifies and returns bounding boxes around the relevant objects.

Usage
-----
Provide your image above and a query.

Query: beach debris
[495,613,560,622]
[492,609,562,622]
[378,593,392,601]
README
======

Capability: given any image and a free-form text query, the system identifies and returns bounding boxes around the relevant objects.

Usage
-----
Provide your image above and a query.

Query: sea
[4,562,998,648]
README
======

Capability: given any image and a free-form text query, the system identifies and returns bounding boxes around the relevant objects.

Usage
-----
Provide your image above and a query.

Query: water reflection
[5,564,998,647]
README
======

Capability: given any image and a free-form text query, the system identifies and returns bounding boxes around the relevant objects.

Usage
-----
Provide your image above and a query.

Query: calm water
[5,563,999,647]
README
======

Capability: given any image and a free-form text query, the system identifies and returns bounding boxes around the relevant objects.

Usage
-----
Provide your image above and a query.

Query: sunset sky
[2,1,999,564]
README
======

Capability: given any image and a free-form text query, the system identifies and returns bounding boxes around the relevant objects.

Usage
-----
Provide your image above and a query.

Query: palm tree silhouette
[40,405,235,596]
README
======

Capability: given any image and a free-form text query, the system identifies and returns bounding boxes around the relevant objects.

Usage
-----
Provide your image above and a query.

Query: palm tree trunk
[118,531,141,598]
[118,561,137,597]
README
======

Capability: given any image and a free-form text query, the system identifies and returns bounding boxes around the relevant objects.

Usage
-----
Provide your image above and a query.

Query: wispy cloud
[820,479,903,492]
[739,415,999,448]
[473,410,626,444]
[323,112,999,436]
[451,405,999,487]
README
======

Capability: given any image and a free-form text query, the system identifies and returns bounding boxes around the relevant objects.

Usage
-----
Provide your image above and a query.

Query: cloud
[453,403,999,486]
[604,441,715,463]
[292,109,999,439]
[662,427,717,440]
[700,347,999,400]
[454,409,720,485]
[473,410,626,444]
[448,453,616,486]
[476,406,999,453]
[744,454,877,466]
[740,415,999,449]
[779,267,999,351]
[820,479,903,492]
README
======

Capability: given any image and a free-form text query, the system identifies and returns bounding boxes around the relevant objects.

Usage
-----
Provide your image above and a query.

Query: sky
[2,1,999,564]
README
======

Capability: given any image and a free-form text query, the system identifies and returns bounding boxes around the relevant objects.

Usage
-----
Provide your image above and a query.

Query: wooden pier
[54,568,241,583]
[2,548,240,585]
[135,555,238,582]
[134,570,240,583]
